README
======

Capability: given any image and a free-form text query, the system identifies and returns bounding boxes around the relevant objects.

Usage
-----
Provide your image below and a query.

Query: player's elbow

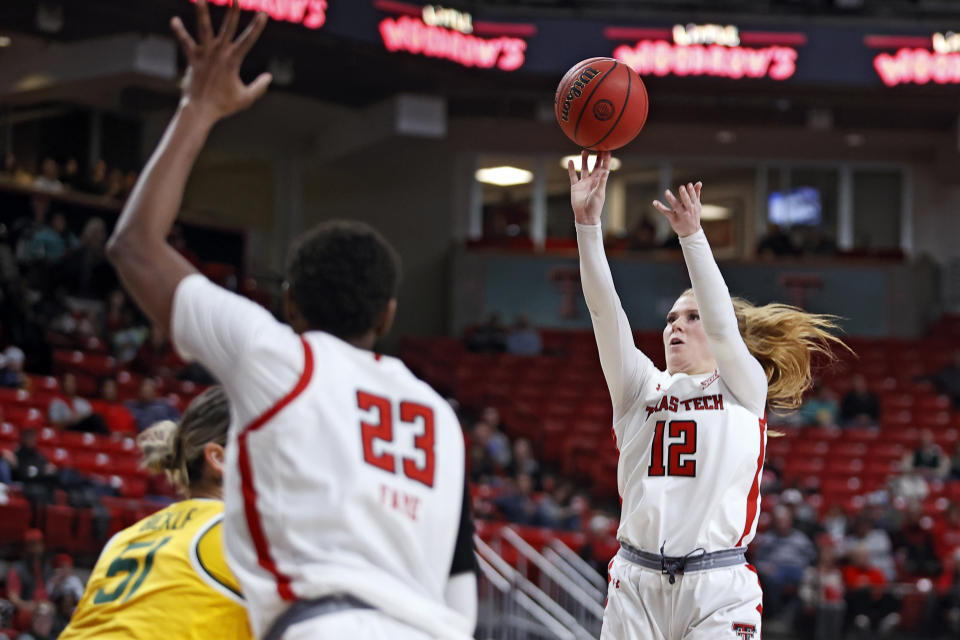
[105,231,132,267]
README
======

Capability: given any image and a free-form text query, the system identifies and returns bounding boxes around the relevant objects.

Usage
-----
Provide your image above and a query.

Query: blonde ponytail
[731,298,850,412]
[136,386,230,496]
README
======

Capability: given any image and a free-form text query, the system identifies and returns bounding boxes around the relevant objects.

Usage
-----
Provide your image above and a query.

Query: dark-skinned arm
[107,0,271,335]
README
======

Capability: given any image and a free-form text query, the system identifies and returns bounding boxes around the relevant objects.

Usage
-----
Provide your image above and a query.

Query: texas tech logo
[732,622,757,639]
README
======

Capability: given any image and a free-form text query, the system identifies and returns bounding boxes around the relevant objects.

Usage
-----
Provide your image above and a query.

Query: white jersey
[171,275,473,640]
[577,225,768,557]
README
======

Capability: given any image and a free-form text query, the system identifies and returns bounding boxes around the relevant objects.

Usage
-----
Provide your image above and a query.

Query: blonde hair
[138,386,229,496]
[682,290,850,412]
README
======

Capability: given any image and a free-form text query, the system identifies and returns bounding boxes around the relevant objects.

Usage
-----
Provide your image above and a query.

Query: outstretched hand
[569,150,611,226]
[653,181,703,238]
[170,0,272,128]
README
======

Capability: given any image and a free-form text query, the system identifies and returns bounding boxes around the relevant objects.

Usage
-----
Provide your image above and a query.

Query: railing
[475,534,595,640]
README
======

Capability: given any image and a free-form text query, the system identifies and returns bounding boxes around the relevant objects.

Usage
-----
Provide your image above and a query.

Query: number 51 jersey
[60,499,252,640]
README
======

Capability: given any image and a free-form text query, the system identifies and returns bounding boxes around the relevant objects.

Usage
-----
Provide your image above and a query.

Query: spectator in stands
[949,441,960,480]
[822,504,849,547]
[467,424,496,484]
[932,350,960,409]
[59,217,115,298]
[32,158,63,193]
[104,168,125,201]
[20,213,74,264]
[4,529,51,628]
[909,429,949,478]
[506,437,541,487]
[840,374,880,427]
[756,224,798,258]
[0,346,27,388]
[466,313,506,353]
[48,373,109,435]
[0,600,15,638]
[125,378,178,432]
[47,554,82,636]
[1,447,14,485]
[60,158,81,191]
[842,544,900,636]
[843,513,897,580]
[493,473,539,526]
[625,217,658,251]
[935,547,960,637]
[2,151,17,177]
[479,406,511,468]
[90,378,137,434]
[536,480,585,531]
[504,316,542,356]
[83,160,108,196]
[131,326,182,378]
[16,600,55,640]
[799,379,840,427]
[798,542,845,640]
[893,502,942,578]
[801,227,837,256]
[10,428,58,506]
[890,458,930,503]
[752,505,816,618]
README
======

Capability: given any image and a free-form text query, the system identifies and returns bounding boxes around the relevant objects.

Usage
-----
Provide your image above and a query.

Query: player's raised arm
[107,0,271,335]
[653,183,768,416]
[571,150,655,414]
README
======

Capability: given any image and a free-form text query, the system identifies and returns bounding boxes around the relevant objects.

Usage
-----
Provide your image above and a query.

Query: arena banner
[184,1,960,87]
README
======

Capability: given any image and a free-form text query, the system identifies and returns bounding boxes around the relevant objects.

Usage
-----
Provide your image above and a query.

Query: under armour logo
[656,384,661,391]
[732,623,756,639]
[614,579,620,589]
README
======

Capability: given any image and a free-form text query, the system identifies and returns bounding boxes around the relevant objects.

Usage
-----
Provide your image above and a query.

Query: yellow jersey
[60,498,253,640]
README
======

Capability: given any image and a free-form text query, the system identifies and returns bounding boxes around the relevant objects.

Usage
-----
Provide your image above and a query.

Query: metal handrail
[547,538,607,591]
[499,528,606,619]
[475,536,594,639]
[543,547,605,600]
[476,554,577,640]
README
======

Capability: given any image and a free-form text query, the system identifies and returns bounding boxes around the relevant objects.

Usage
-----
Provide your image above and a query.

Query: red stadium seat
[0,497,32,545]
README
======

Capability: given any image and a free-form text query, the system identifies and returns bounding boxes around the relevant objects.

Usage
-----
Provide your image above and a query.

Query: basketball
[554,57,649,151]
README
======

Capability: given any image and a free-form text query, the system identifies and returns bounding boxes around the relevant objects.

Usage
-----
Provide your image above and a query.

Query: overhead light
[0,37,11,48]
[844,133,865,147]
[715,130,736,144]
[475,166,533,187]
[562,154,622,172]
[701,204,731,220]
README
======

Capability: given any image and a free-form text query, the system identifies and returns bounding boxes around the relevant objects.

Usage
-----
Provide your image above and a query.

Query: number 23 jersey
[170,274,473,640]
[60,499,252,640]
[614,369,767,557]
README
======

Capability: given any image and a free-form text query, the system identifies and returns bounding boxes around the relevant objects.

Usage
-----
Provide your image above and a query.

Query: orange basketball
[554,57,649,151]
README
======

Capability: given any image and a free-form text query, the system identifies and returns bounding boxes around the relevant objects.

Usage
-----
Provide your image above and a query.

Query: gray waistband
[264,594,373,640]
[618,542,747,574]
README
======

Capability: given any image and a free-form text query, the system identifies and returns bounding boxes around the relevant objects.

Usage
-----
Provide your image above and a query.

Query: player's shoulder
[188,507,244,604]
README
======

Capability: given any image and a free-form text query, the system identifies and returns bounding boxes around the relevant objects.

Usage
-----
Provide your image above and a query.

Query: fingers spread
[233,12,268,59]
[219,0,241,42]
[664,189,680,210]
[170,17,197,57]
[567,160,578,185]
[196,0,215,43]
[241,72,273,107]
[580,150,589,176]
[694,181,703,198]
[678,184,693,210]
[652,200,672,215]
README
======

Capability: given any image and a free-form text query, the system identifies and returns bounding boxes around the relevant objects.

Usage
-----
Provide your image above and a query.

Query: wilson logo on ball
[559,67,601,123]
[593,99,615,121]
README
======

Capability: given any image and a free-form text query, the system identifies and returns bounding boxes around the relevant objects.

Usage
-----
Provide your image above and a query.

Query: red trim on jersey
[373,353,382,361]
[736,416,766,547]
[237,336,315,601]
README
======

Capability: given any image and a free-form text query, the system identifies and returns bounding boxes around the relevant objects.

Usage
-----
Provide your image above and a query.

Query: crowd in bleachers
[401,319,960,639]
[2,154,139,204]
[0,146,253,637]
